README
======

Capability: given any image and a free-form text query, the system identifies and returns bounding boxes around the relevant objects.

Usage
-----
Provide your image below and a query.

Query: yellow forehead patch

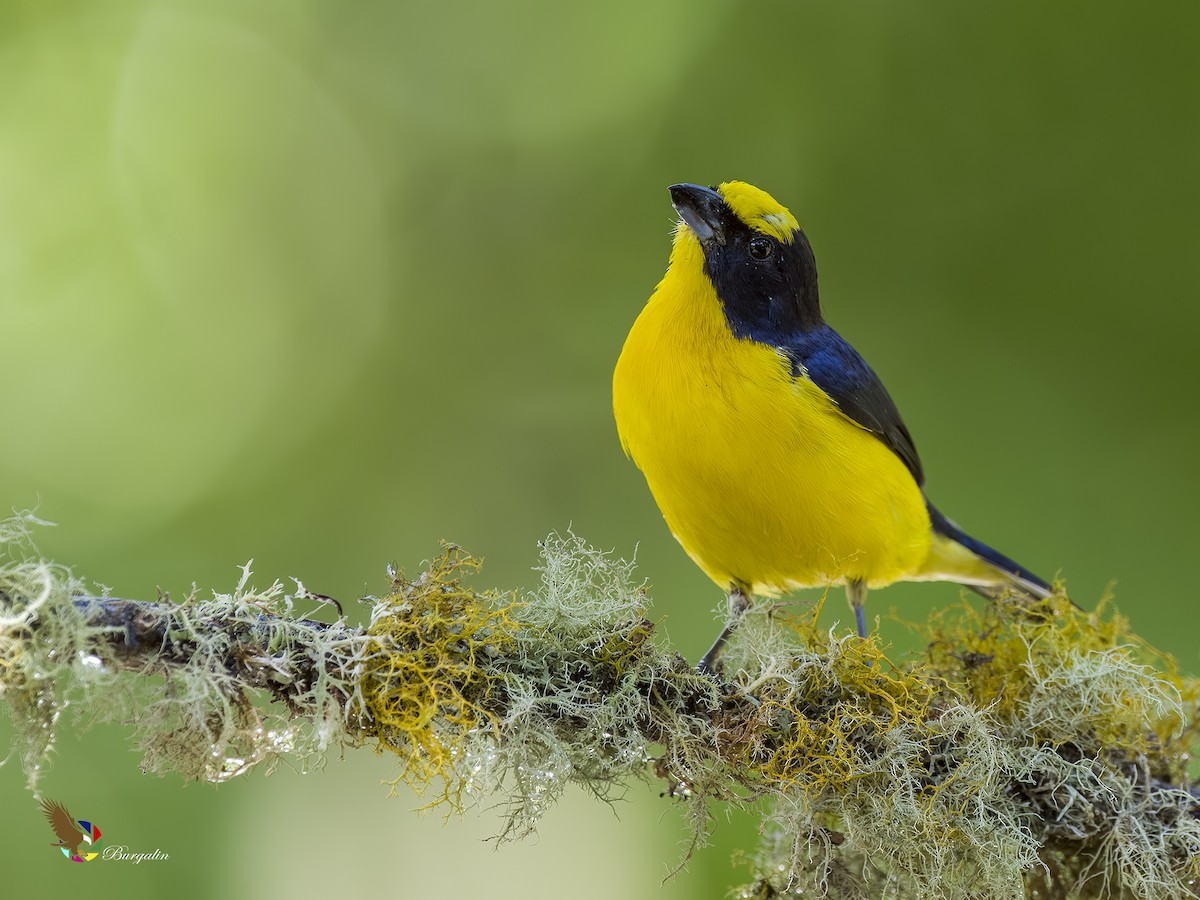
[718,181,800,243]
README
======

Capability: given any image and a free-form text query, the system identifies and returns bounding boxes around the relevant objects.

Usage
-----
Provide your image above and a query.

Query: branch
[1,514,1197,898]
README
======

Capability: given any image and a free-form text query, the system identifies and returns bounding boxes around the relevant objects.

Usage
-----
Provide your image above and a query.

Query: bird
[41,798,88,860]
[612,181,1051,672]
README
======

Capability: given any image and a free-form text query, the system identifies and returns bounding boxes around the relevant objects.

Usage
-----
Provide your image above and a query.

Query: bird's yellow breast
[613,237,930,595]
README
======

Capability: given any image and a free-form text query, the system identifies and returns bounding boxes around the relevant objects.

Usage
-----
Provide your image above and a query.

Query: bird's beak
[669,183,728,246]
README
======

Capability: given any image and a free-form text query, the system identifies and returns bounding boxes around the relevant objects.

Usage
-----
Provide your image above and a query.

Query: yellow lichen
[919,592,1200,778]
[359,545,518,808]
[730,603,938,801]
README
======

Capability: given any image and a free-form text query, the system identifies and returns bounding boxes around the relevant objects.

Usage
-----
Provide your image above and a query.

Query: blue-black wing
[776,326,1058,601]
[779,325,925,487]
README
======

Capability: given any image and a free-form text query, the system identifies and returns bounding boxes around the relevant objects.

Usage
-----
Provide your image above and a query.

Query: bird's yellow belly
[614,294,930,595]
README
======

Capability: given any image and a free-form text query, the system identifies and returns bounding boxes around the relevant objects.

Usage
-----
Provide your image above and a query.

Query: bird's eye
[749,237,773,260]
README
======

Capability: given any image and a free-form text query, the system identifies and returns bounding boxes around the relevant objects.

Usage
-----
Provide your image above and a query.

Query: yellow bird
[612,181,1050,671]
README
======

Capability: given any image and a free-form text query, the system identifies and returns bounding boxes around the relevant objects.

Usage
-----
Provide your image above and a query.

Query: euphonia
[612,181,1050,671]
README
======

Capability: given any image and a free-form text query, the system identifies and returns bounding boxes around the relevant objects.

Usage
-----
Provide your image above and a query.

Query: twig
[1,521,1197,899]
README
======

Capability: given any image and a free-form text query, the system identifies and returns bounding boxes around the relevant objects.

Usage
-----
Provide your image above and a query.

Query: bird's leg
[846,579,868,639]
[696,586,750,675]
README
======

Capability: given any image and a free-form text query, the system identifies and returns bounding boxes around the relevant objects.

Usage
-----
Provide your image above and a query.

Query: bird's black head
[669,182,823,340]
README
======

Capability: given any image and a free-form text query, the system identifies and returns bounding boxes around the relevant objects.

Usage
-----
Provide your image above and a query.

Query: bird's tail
[916,502,1052,600]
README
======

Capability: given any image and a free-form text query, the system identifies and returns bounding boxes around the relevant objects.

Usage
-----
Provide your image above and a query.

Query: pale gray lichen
[0,512,367,788]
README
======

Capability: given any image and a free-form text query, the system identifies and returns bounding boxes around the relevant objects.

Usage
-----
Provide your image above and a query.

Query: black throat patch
[701,219,823,345]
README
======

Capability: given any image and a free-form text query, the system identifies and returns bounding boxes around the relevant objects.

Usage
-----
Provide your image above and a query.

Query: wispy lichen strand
[0,514,1196,899]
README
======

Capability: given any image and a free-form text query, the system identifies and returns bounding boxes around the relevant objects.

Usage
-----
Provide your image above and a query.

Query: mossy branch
[1,514,1197,899]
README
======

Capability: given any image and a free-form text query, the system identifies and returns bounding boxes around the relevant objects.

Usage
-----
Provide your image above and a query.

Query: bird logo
[40,798,103,862]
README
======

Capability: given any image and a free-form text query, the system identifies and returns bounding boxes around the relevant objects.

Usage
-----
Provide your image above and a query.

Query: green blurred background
[2,0,1197,895]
